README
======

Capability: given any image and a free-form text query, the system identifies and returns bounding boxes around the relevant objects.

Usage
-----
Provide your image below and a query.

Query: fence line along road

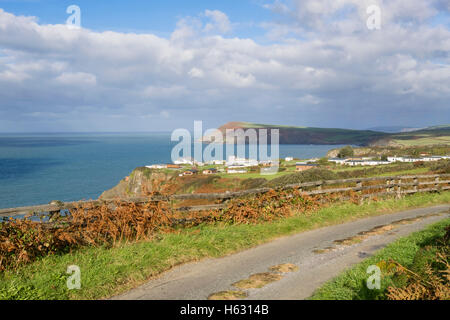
[1,173,449,218]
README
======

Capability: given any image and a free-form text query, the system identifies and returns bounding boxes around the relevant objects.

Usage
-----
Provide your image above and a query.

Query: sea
[0,133,347,209]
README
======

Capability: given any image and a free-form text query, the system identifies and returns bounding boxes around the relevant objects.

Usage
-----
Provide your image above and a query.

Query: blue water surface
[0,133,345,209]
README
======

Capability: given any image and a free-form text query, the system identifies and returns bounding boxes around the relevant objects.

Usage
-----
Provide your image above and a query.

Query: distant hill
[385,125,450,147]
[424,125,450,130]
[202,122,450,147]
[367,126,424,133]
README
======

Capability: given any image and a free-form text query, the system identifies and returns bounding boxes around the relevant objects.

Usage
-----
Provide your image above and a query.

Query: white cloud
[160,110,170,119]
[23,111,62,118]
[188,67,205,78]
[262,0,445,35]
[204,10,232,34]
[298,94,322,105]
[55,72,97,86]
[142,85,188,98]
[0,4,449,131]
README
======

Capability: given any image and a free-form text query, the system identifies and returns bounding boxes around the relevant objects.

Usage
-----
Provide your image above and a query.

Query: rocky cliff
[99,167,176,200]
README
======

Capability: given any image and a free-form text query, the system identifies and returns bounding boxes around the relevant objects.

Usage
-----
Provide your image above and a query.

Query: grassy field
[392,135,450,147]
[220,163,433,182]
[1,192,449,300]
[310,218,450,300]
[394,137,450,146]
[332,166,430,176]
[218,169,296,180]
[366,167,430,177]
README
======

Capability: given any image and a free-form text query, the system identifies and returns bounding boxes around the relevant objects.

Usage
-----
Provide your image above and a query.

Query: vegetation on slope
[310,218,450,300]
[1,192,449,300]
[100,157,449,200]
[328,144,450,158]
[206,122,450,147]
[206,122,388,146]
[264,160,449,188]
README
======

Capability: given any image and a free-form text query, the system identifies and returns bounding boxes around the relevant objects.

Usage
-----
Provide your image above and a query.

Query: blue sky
[0,0,449,132]
[0,0,272,38]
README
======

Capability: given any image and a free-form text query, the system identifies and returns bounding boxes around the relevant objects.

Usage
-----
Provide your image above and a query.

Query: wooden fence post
[48,210,61,221]
[397,178,402,198]
[356,180,362,192]
[356,180,363,205]
[1,173,448,219]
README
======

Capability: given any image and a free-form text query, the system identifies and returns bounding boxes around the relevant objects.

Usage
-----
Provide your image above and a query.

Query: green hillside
[388,126,450,147]
[206,122,450,147]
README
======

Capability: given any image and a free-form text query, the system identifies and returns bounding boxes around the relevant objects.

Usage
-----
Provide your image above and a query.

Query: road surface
[113,204,449,300]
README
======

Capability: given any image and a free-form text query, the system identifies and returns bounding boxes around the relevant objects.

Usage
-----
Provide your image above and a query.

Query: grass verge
[1,192,449,300]
[309,217,450,300]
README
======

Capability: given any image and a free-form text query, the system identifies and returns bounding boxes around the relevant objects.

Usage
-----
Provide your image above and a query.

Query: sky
[0,0,449,132]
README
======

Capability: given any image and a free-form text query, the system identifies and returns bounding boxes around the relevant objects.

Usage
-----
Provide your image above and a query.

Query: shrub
[221,190,322,224]
[386,249,449,300]
[413,161,425,168]
[240,178,268,189]
[0,197,173,272]
[265,169,338,188]
[430,160,450,174]
[385,225,450,300]
[0,184,332,272]
[338,146,354,158]
[335,162,422,179]
[317,157,330,166]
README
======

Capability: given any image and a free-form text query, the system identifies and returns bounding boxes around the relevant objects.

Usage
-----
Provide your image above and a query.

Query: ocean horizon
[0,132,348,209]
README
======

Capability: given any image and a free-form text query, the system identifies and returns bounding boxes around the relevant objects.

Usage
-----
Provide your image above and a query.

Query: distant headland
[201,122,450,147]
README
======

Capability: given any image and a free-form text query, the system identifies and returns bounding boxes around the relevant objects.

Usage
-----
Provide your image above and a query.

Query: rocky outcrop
[99,167,176,200]
[326,147,372,158]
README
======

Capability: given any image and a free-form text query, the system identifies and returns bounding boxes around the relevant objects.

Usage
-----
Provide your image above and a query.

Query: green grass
[218,169,295,180]
[192,165,427,185]
[215,122,450,146]
[310,217,450,300]
[1,192,449,300]
[240,122,307,129]
[366,167,430,177]
[332,164,396,172]
[392,135,450,146]
[333,164,426,173]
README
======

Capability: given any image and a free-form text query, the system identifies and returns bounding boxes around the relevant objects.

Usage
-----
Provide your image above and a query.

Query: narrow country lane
[113,204,450,300]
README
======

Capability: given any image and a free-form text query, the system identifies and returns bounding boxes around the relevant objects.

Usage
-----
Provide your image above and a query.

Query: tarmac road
[113,204,449,300]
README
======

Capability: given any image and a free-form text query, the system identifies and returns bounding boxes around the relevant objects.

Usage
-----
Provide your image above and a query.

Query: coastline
[0,133,344,209]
